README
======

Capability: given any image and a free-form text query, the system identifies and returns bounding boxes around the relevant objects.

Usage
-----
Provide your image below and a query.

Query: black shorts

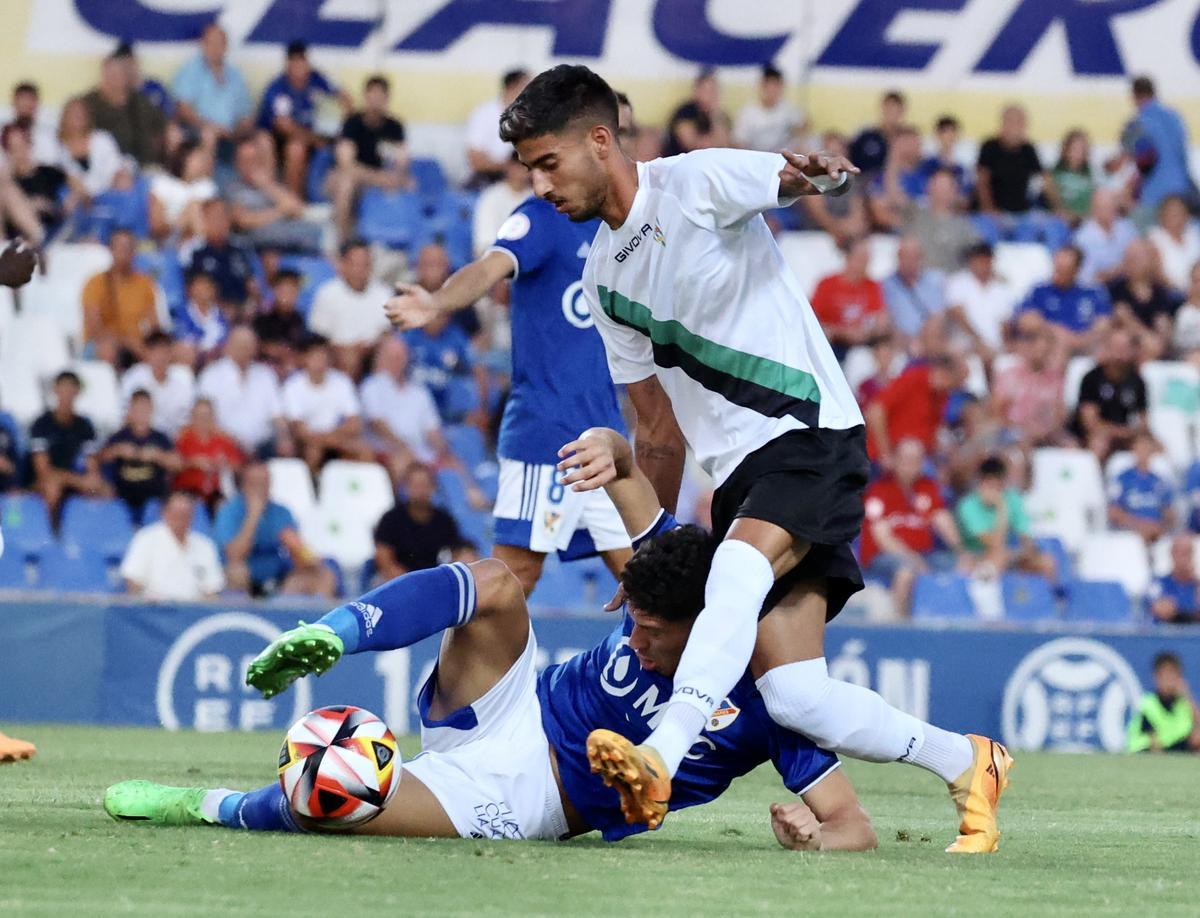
[710,426,868,621]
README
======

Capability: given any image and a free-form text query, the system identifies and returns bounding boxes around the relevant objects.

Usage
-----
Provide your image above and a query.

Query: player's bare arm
[778,151,860,199]
[385,249,512,330]
[625,376,686,514]
[557,426,661,537]
[775,768,876,852]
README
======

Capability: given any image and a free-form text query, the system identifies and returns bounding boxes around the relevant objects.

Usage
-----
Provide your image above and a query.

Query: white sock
[200,788,236,824]
[646,540,776,775]
[756,659,974,783]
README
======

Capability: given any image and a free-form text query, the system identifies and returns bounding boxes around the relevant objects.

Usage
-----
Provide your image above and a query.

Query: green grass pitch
[2,724,1198,916]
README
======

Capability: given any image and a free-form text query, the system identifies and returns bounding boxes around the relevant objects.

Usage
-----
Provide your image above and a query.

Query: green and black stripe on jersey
[597,285,821,426]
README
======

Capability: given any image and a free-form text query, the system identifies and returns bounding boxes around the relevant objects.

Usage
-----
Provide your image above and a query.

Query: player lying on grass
[497,66,1012,853]
[104,448,877,849]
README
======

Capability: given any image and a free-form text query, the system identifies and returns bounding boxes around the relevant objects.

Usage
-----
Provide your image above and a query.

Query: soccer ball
[278,705,401,827]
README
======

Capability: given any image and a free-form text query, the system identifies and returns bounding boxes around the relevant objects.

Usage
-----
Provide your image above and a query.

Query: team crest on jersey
[707,701,740,732]
[496,212,531,242]
[652,221,666,247]
[544,510,562,532]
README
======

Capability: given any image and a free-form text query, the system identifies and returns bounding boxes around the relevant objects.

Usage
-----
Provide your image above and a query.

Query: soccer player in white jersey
[501,65,1011,853]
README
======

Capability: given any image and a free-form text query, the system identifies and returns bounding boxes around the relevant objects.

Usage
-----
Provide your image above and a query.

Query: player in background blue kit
[383,97,647,596]
[104,427,876,852]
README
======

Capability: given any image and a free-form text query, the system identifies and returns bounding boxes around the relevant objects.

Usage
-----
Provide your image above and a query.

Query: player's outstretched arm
[777,151,860,199]
[772,769,876,852]
[384,249,512,331]
[558,427,662,540]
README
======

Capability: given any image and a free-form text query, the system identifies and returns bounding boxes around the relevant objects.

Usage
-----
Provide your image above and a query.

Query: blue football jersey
[489,197,626,463]
[537,613,839,841]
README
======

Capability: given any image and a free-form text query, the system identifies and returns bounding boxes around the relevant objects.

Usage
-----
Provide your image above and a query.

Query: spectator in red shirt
[810,237,887,360]
[174,397,244,512]
[865,352,966,464]
[861,437,969,617]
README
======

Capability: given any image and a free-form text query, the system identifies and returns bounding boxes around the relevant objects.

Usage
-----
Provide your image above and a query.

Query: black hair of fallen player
[498,64,619,145]
[620,524,719,623]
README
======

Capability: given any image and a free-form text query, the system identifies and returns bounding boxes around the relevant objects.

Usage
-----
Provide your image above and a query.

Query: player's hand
[603,582,626,613]
[778,151,859,198]
[770,801,823,851]
[0,239,38,288]
[556,432,618,492]
[384,282,440,330]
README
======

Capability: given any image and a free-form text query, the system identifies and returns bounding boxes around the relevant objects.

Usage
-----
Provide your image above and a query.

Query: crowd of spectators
[0,37,1197,624]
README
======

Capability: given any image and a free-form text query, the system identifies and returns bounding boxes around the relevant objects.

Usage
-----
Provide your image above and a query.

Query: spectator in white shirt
[359,336,487,509]
[120,490,224,600]
[1148,195,1200,292]
[196,325,291,456]
[54,96,130,202]
[945,242,1018,355]
[733,64,806,153]
[283,334,374,474]
[472,153,531,257]
[465,69,528,188]
[148,139,216,242]
[307,240,391,378]
[1074,186,1138,285]
[120,330,196,437]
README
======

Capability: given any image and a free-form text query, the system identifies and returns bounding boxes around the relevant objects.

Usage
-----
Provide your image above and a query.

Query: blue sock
[216,784,303,833]
[317,562,477,654]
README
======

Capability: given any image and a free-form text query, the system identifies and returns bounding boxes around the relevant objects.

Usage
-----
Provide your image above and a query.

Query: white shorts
[493,458,631,560]
[401,629,568,841]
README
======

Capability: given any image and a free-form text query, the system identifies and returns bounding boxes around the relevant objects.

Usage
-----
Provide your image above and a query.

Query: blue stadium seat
[425,191,478,268]
[36,542,114,592]
[911,572,975,620]
[0,543,32,588]
[60,497,134,561]
[0,493,54,559]
[1001,573,1059,623]
[411,158,448,202]
[92,177,151,241]
[276,254,337,317]
[1034,536,1072,587]
[306,145,335,204]
[357,188,425,249]
[434,469,491,549]
[134,247,186,314]
[443,424,488,470]
[439,376,482,424]
[1064,580,1134,624]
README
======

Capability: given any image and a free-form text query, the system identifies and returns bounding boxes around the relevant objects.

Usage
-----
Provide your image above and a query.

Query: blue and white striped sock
[316,563,478,654]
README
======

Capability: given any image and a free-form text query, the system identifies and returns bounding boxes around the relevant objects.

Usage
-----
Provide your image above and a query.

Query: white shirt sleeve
[416,385,441,437]
[336,373,361,418]
[83,130,126,197]
[359,377,381,421]
[307,281,337,339]
[584,281,655,385]
[195,535,225,596]
[119,529,152,588]
[281,377,305,422]
[668,148,787,230]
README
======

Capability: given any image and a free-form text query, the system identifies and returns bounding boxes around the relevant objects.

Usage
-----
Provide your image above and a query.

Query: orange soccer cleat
[0,730,36,763]
[586,729,671,830]
[945,734,1014,853]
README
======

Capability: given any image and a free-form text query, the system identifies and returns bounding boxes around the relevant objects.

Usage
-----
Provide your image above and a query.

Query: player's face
[515,127,610,223]
[627,606,693,678]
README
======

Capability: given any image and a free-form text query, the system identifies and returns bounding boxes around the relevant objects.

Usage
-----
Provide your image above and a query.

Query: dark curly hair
[620,525,718,623]
[498,64,618,145]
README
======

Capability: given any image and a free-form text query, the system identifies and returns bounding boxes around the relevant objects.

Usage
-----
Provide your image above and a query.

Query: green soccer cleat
[104,780,213,826]
[245,621,344,699]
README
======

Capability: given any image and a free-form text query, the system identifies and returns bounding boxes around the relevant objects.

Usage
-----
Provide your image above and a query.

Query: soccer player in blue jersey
[382,99,649,597]
[104,431,877,851]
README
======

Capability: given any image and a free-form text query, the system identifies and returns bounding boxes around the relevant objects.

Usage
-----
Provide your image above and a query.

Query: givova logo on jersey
[614,219,666,263]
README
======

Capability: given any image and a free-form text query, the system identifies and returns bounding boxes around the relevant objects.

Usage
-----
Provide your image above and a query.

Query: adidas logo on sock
[349,601,383,636]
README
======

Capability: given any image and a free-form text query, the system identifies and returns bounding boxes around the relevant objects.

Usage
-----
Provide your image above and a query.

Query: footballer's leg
[750,576,1012,854]
[247,559,510,698]
[0,729,36,763]
[493,543,546,598]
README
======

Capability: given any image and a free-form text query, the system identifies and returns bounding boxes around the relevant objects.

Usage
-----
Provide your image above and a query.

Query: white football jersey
[583,149,862,487]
